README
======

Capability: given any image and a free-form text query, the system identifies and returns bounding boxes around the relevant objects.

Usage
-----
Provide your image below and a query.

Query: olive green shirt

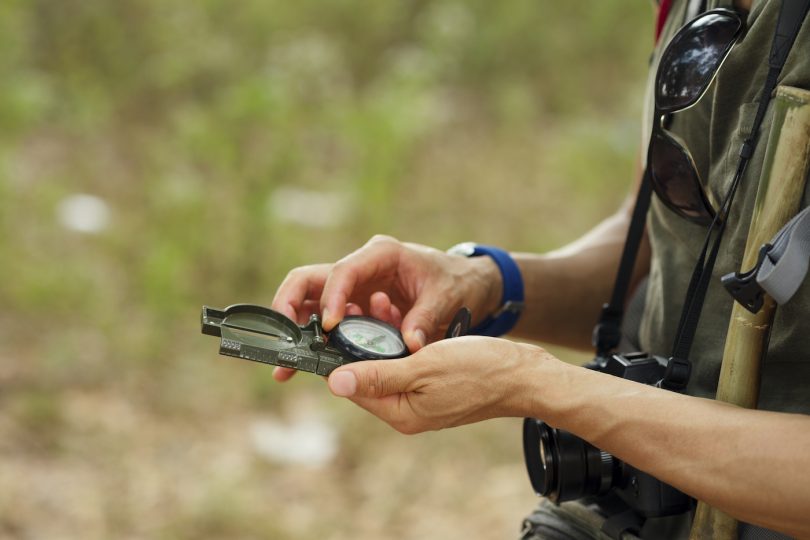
[639,0,810,413]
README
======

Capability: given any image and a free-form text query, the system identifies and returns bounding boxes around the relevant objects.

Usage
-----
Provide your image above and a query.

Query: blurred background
[0,1,653,538]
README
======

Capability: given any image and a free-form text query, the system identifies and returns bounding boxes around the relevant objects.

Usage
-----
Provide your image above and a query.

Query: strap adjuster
[720,243,773,314]
[660,356,691,391]
[492,300,524,318]
[592,304,623,355]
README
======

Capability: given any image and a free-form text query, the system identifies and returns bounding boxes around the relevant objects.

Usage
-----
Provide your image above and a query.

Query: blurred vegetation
[0,1,652,538]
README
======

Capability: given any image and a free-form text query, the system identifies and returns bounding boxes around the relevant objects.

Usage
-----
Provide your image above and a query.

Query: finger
[320,237,400,330]
[348,394,420,434]
[389,304,403,328]
[369,291,394,323]
[327,358,416,399]
[345,303,364,316]
[348,394,401,420]
[272,264,330,322]
[273,366,297,382]
[296,299,322,324]
[299,301,362,324]
[400,294,452,352]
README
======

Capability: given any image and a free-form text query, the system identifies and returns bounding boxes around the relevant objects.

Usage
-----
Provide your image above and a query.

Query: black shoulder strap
[592,175,653,357]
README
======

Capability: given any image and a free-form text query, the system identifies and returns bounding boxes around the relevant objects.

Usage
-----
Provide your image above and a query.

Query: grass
[0,1,653,538]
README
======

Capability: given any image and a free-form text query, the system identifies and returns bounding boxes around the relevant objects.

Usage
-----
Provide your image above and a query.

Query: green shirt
[638,0,810,413]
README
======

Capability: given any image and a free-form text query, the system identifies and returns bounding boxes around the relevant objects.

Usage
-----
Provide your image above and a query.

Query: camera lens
[523,418,620,502]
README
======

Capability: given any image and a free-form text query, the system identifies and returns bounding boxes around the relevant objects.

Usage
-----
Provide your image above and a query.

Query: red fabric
[655,0,673,43]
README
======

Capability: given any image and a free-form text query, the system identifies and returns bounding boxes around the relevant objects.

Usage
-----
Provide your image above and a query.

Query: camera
[522,352,692,518]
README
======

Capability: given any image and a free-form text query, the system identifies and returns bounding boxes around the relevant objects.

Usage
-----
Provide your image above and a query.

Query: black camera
[522,352,692,518]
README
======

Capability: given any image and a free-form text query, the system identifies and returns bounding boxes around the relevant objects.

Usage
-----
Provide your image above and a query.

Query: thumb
[328,359,414,399]
[400,297,450,351]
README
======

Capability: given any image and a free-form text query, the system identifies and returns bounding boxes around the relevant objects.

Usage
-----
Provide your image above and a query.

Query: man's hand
[270,235,502,382]
[325,336,549,434]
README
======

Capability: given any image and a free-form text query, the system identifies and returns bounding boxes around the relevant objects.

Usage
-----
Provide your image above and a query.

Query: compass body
[201,304,469,376]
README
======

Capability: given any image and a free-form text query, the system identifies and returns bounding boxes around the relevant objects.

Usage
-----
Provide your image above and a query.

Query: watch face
[332,316,407,360]
[447,242,477,257]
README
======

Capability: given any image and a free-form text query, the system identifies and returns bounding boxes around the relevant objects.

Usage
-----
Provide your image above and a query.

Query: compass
[330,316,407,360]
[201,304,472,376]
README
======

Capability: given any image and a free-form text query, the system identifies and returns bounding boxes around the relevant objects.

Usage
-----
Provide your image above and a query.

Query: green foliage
[0,1,653,537]
[12,389,65,452]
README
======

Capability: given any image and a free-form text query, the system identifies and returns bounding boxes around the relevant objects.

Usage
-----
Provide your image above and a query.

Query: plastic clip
[660,356,691,391]
[720,243,773,314]
[591,303,623,355]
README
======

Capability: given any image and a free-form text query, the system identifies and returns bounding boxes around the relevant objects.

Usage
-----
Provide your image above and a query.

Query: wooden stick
[689,86,810,538]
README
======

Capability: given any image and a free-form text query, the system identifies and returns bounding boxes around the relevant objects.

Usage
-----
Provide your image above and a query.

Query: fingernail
[322,307,332,327]
[413,329,427,348]
[329,370,357,397]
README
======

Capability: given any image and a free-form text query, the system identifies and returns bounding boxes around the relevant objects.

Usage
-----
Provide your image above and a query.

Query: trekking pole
[689,86,810,539]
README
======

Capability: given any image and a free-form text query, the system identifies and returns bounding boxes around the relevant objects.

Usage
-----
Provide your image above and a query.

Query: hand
[325,336,550,434]
[271,235,502,382]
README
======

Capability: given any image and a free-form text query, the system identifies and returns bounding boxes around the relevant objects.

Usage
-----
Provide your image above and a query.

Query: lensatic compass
[201,304,471,376]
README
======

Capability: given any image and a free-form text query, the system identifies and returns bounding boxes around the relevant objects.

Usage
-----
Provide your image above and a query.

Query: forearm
[509,206,650,349]
[519,349,810,537]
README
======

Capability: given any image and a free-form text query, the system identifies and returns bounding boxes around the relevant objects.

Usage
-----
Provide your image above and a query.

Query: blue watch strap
[454,244,524,337]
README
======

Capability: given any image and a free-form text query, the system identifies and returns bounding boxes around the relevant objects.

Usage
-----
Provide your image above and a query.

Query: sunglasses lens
[656,11,741,112]
[650,131,714,224]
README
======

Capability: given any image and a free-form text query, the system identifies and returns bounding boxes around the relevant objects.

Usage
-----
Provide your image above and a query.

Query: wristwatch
[447,242,524,337]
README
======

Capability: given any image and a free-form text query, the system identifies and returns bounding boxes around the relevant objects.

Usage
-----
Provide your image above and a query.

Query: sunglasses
[649,9,744,225]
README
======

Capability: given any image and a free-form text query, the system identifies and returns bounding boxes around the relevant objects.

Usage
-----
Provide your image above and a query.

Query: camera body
[523,352,692,518]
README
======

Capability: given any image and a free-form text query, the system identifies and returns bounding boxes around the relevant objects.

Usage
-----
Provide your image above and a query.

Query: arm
[270,158,648,385]
[509,197,650,349]
[508,161,650,349]
[270,163,648,378]
[526,350,810,538]
[325,338,810,538]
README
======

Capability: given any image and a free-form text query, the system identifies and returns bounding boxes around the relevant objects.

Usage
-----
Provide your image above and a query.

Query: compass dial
[331,317,407,360]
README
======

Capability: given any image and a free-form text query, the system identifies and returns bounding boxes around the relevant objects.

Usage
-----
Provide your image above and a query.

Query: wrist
[500,342,553,418]
[448,243,524,336]
[510,343,583,421]
[467,256,503,326]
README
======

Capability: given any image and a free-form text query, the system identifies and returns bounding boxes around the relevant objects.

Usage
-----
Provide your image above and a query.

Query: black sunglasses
[649,9,744,225]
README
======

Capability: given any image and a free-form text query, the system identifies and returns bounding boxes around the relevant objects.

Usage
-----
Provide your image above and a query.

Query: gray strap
[757,206,810,305]
[722,206,810,312]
